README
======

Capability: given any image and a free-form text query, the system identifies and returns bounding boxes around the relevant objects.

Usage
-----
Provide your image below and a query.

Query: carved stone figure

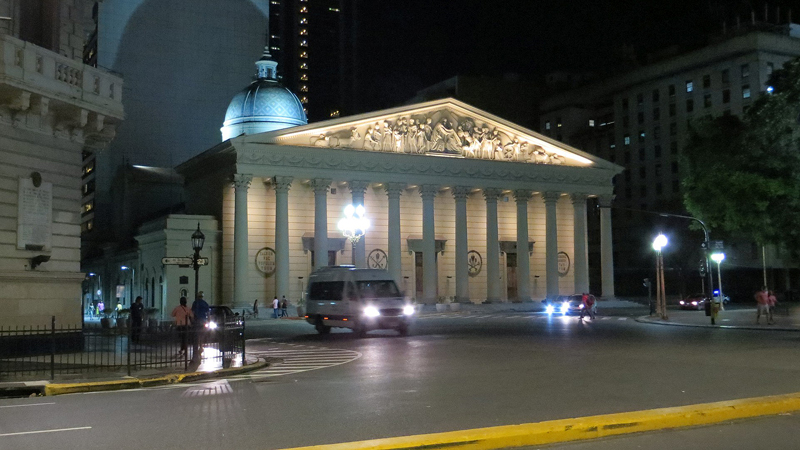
[430,119,461,153]
[381,121,394,152]
[364,124,381,151]
[503,139,520,160]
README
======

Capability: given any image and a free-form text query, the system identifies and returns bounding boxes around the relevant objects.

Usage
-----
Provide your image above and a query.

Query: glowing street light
[711,252,725,312]
[338,204,369,264]
[652,234,668,320]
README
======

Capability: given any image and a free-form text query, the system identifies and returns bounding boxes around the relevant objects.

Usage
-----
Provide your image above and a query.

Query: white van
[304,266,415,336]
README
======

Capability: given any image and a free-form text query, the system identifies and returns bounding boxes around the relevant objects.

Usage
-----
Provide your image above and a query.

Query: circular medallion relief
[368,249,388,269]
[467,250,483,277]
[255,247,276,276]
[557,251,571,277]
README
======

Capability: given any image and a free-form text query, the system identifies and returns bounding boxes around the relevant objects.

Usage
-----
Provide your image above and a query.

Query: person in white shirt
[272,296,279,319]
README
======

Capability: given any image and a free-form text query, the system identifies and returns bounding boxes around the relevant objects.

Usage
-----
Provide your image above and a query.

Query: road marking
[230,344,361,380]
[0,426,91,437]
[0,402,55,408]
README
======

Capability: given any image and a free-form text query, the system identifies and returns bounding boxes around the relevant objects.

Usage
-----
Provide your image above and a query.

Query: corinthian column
[452,186,471,303]
[514,189,532,302]
[310,179,331,270]
[420,184,439,304]
[384,183,405,283]
[542,191,560,300]
[274,176,293,301]
[349,180,370,268]
[570,193,589,294]
[233,174,252,308]
[483,188,503,303]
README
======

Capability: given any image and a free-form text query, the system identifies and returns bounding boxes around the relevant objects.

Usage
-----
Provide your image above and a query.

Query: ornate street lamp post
[338,204,369,265]
[121,265,135,307]
[711,252,725,316]
[652,234,668,320]
[191,223,206,300]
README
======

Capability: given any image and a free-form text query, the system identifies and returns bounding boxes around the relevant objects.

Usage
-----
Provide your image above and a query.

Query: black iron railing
[0,316,245,380]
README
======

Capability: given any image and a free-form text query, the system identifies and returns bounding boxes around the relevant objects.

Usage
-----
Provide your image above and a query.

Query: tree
[681,58,800,257]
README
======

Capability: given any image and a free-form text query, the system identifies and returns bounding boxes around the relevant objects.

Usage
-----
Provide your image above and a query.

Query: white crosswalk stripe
[416,312,628,321]
[227,343,361,380]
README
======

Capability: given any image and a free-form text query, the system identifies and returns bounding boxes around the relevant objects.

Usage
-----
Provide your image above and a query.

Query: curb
[277,392,800,450]
[42,358,269,396]
[635,316,800,332]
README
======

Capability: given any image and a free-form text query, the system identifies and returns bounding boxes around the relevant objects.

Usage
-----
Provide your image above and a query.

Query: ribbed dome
[221,49,307,141]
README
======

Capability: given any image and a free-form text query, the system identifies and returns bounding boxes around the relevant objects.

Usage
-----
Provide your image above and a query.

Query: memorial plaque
[17,177,52,250]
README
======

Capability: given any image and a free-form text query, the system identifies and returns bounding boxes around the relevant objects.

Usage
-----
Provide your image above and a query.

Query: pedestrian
[272,296,279,318]
[191,291,210,356]
[130,296,144,343]
[253,299,259,319]
[280,298,288,318]
[755,286,769,324]
[768,290,777,325]
[579,293,595,320]
[171,296,194,355]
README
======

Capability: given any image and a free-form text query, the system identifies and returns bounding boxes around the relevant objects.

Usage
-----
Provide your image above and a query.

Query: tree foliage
[681,57,800,258]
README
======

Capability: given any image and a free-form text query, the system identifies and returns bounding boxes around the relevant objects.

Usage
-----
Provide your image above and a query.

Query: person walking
[280,298,288,318]
[130,296,145,344]
[579,293,595,320]
[272,296,279,319]
[171,297,194,355]
[755,286,770,324]
[768,290,778,325]
[253,299,259,319]
[191,291,210,356]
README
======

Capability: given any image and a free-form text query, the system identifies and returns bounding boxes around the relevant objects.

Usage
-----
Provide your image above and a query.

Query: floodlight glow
[652,234,668,252]
[711,253,725,263]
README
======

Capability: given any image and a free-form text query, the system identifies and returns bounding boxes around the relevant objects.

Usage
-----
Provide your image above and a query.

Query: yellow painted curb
[278,392,800,450]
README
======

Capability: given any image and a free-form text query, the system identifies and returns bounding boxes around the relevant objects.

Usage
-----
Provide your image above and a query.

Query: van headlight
[363,306,380,318]
[403,305,415,316]
[560,302,569,314]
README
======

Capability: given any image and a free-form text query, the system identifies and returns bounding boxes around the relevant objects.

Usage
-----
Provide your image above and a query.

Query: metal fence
[0,316,246,380]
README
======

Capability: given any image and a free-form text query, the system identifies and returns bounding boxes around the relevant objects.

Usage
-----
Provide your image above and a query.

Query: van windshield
[308,281,344,301]
[356,280,400,299]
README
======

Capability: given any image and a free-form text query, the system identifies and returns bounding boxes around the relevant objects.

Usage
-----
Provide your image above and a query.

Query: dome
[221,49,307,141]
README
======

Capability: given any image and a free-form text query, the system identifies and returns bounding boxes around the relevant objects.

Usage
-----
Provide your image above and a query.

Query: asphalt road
[2,306,798,450]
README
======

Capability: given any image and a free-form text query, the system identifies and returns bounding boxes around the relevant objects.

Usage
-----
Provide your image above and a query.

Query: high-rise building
[268,0,357,121]
[0,0,123,326]
[540,23,800,296]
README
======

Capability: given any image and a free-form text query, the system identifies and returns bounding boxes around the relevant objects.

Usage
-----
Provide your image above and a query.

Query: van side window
[345,282,358,302]
[308,281,344,301]
[356,280,400,298]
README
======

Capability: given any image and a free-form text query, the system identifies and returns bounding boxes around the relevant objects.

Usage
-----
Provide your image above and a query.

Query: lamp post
[191,223,206,300]
[120,265,135,307]
[337,204,369,265]
[652,234,668,320]
[711,252,725,315]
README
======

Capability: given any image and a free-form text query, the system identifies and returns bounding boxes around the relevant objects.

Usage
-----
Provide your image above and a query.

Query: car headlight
[206,321,218,329]
[545,304,555,314]
[402,305,415,316]
[363,306,380,318]
[679,301,685,305]
[691,301,698,306]
[579,304,584,309]
[560,302,569,313]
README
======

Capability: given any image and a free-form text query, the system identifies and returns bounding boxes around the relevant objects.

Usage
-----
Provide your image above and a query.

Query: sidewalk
[636,306,800,331]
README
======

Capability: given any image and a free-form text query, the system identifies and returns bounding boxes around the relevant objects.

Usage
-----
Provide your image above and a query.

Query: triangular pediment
[242,98,617,169]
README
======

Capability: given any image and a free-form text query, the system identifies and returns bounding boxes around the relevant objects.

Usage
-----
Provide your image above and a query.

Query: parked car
[679,293,707,310]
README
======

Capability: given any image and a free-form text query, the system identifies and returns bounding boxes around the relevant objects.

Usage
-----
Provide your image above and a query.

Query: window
[309,281,345,301]
[300,40,308,47]
[703,74,711,88]
[588,119,595,127]
[670,141,678,154]
[654,144,662,158]
[639,166,646,178]
[638,148,645,161]
[671,161,679,173]
[655,163,662,176]
[637,112,644,124]
[300,96,308,104]
[556,118,562,128]
[686,99,694,113]
[622,98,629,110]
[686,80,693,92]
[623,116,629,127]
[299,51,308,58]
[82,180,95,195]
[722,69,730,84]
[82,201,94,214]
[82,160,95,177]
[639,131,645,142]
[299,62,308,69]
[81,220,94,234]
[300,85,308,92]
[300,28,308,35]
[669,122,677,136]
[299,17,308,24]
[741,64,749,78]
[669,103,676,117]
[623,134,630,145]
[722,89,730,103]
[704,93,711,108]
[656,183,663,195]
[545,121,551,130]
[742,84,751,99]
[668,84,675,98]
[652,89,660,102]
[300,73,308,81]
[624,151,631,163]
[653,126,660,139]
[299,6,308,13]
[653,108,660,121]
[637,93,643,106]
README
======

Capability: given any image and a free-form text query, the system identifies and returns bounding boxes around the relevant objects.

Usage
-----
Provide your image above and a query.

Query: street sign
[711,240,724,250]
[196,257,209,266]
[162,257,193,266]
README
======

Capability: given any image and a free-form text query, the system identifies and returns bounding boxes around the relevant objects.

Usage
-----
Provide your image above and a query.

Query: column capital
[541,191,561,203]
[384,182,406,198]
[310,178,332,194]
[419,184,440,200]
[569,192,589,204]
[451,186,471,201]
[482,187,503,201]
[513,189,532,202]
[232,173,253,190]
[597,194,615,208]
[348,180,370,196]
[273,176,293,193]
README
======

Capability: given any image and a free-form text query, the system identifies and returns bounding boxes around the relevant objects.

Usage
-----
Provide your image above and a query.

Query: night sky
[357,0,800,110]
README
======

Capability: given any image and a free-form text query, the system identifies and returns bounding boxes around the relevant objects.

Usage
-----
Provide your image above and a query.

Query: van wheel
[315,318,331,334]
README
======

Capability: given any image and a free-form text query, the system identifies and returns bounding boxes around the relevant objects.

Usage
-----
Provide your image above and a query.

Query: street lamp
[121,265,135,306]
[652,234,668,320]
[711,252,725,315]
[338,204,369,265]
[191,223,205,300]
